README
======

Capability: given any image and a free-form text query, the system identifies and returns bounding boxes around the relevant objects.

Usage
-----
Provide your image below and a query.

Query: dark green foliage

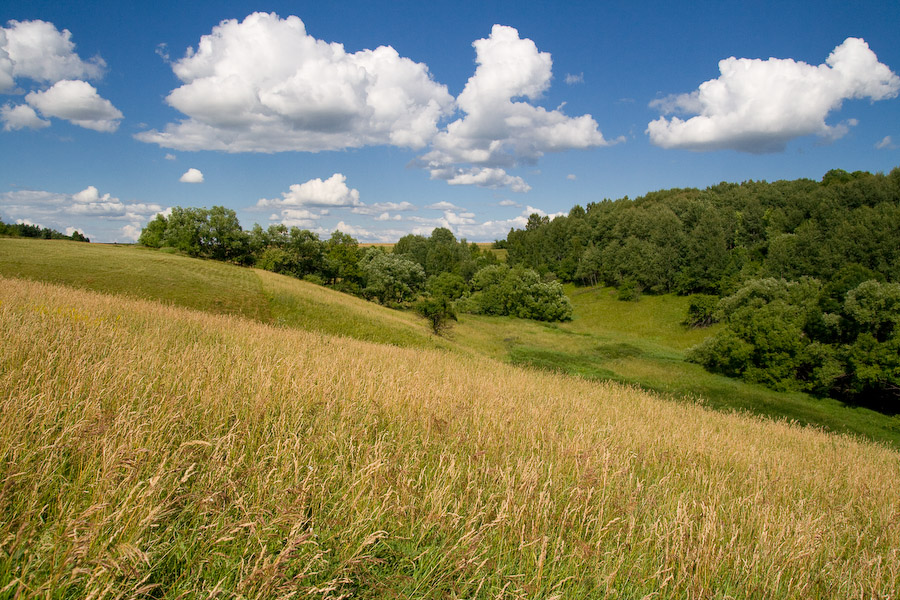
[464,264,573,321]
[688,278,900,411]
[359,248,425,306]
[504,167,900,295]
[415,295,457,336]
[683,295,719,328]
[426,272,467,300]
[616,278,641,302]
[394,227,495,281]
[138,214,167,248]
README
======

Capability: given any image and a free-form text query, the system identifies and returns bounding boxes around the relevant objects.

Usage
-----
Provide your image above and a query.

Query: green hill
[3,257,899,597]
[2,237,898,449]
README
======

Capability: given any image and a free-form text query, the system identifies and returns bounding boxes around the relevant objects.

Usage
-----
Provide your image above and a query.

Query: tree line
[499,167,900,411]
[138,207,573,331]
[0,217,89,242]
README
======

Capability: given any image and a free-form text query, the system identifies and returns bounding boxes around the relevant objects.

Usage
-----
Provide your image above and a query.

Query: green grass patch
[0,238,271,320]
[256,269,441,348]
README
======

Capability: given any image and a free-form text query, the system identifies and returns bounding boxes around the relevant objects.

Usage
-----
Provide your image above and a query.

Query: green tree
[415,295,457,336]
[360,249,425,305]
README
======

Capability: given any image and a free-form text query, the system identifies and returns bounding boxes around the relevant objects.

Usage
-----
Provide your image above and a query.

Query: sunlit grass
[257,269,441,348]
[2,238,898,447]
[2,275,899,598]
[0,238,271,320]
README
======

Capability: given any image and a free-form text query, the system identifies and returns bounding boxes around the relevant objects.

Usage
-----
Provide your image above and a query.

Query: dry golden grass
[1,275,899,598]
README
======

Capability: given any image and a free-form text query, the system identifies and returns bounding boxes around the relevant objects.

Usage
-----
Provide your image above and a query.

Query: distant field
[2,237,898,448]
[3,275,898,597]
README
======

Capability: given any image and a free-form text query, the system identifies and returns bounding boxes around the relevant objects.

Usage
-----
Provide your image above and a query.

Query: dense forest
[501,168,900,411]
[0,217,89,242]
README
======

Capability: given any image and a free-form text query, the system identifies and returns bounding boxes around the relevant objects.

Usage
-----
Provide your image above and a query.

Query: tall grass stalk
[1,276,898,598]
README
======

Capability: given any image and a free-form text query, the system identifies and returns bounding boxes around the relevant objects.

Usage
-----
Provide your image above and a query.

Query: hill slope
[2,237,899,448]
[2,275,899,598]
[0,238,439,348]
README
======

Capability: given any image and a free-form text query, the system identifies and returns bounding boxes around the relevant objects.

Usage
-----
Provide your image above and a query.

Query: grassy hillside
[2,237,898,448]
[3,275,899,598]
[453,286,900,448]
[0,238,439,348]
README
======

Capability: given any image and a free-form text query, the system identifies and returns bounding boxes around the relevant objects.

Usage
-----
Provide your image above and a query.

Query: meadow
[2,273,899,598]
[2,237,898,449]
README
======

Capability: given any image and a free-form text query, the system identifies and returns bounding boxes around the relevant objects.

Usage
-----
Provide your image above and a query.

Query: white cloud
[875,135,896,150]
[647,37,900,153]
[25,79,123,132]
[0,21,121,134]
[0,30,13,93]
[436,166,532,193]
[257,173,361,209]
[179,167,204,183]
[498,199,519,207]
[426,201,458,210]
[566,173,577,180]
[164,153,176,160]
[374,212,403,221]
[333,221,373,237]
[1,20,105,85]
[420,25,614,192]
[565,72,584,85]
[136,12,453,153]
[351,201,416,215]
[1,103,49,130]
[120,224,142,242]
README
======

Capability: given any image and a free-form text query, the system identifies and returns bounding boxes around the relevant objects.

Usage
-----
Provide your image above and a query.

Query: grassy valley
[2,238,900,597]
[2,237,898,447]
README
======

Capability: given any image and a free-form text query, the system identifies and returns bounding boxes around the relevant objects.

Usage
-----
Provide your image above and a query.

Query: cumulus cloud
[565,72,584,85]
[164,153,177,160]
[438,166,532,193]
[179,168,204,183]
[333,221,373,237]
[136,12,453,153]
[1,19,105,86]
[497,199,519,207]
[25,79,123,132]
[420,25,613,192]
[0,20,121,133]
[1,103,49,130]
[647,37,900,153]
[257,173,361,209]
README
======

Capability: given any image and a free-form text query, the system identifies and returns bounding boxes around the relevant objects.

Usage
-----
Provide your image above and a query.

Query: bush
[683,294,719,328]
[415,296,457,336]
[617,279,641,302]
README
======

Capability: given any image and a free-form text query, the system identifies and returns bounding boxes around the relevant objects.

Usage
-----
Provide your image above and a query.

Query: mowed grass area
[2,275,899,598]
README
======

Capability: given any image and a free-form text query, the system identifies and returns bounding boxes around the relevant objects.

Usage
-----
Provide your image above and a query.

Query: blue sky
[1,0,899,242]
